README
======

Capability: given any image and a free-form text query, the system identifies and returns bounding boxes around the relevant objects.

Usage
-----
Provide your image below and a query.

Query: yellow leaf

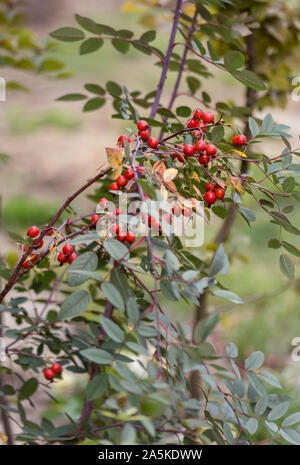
[192,171,200,182]
[106,147,124,180]
[0,432,8,444]
[229,176,244,194]
[234,149,247,158]
[163,168,178,182]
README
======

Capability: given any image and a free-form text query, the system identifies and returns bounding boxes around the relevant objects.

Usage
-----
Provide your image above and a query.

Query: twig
[149,0,184,119]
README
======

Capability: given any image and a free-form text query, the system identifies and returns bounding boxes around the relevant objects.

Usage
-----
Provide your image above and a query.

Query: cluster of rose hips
[118,120,159,151]
[204,182,226,205]
[44,362,62,381]
[58,244,78,265]
[115,109,248,210]
[22,225,47,269]
[108,168,135,192]
[91,194,136,244]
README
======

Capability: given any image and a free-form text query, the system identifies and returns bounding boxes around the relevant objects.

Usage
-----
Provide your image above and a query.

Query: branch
[149,0,183,119]
[0,166,112,304]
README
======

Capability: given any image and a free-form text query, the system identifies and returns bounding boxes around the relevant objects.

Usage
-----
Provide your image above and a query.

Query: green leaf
[57,93,87,101]
[209,244,229,276]
[282,412,300,427]
[136,179,156,199]
[101,282,124,311]
[279,254,295,280]
[59,290,91,320]
[245,418,258,435]
[268,238,281,249]
[268,401,290,421]
[111,39,130,54]
[207,40,219,61]
[126,297,140,325]
[213,289,243,304]
[116,30,134,39]
[160,280,180,301]
[96,24,116,35]
[212,206,227,219]
[84,84,105,95]
[126,342,149,357]
[232,69,267,91]
[186,76,201,95]
[239,206,256,222]
[139,30,156,43]
[80,348,113,364]
[194,312,220,343]
[211,125,224,142]
[80,38,104,55]
[86,374,108,401]
[67,252,98,286]
[176,106,191,117]
[83,97,105,112]
[74,14,104,34]
[262,113,274,133]
[259,370,282,389]
[103,239,130,261]
[49,27,85,42]
[282,177,295,193]
[100,316,124,343]
[247,372,266,396]
[255,395,268,416]
[249,117,260,138]
[19,378,38,399]
[245,351,264,370]
[226,342,238,358]
[106,81,122,97]
[224,51,245,70]
[280,428,300,445]
[281,241,300,258]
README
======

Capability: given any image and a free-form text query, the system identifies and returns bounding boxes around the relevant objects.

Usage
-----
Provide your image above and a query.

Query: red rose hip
[198,154,210,165]
[202,112,214,124]
[148,137,158,149]
[126,231,135,243]
[68,253,78,264]
[195,139,207,153]
[124,169,134,180]
[204,190,216,205]
[206,144,217,156]
[62,244,73,256]
[215,187,225,200]
[137,120,148,131]
[51,363,62,375]
[118,134,130,147]
[183,144,195,157]
[116,175,127,188]
[44,368,55,381]
[109,182,120,191]
[27,226,40,238]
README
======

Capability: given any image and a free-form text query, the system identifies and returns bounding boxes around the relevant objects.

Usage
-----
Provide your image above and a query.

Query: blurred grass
[7,107,82,135]
[3,195,64,229]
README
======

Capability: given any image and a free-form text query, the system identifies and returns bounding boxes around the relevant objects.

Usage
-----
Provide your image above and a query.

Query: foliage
[0,0,300,446]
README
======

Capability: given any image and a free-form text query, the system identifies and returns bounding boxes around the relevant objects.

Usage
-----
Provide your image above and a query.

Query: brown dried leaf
[106,147,124,179]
